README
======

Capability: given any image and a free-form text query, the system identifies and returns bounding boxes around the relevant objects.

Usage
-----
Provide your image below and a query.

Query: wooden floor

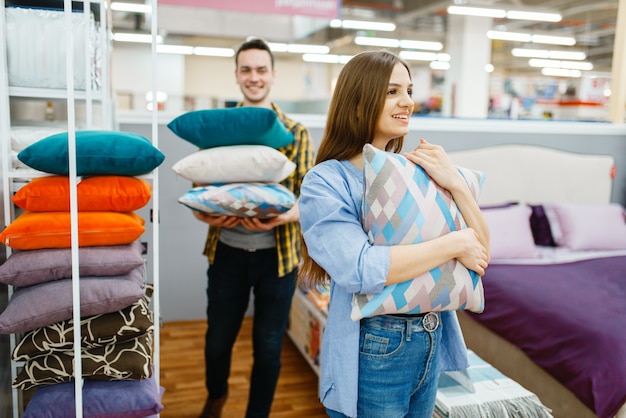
[158,317,327,418]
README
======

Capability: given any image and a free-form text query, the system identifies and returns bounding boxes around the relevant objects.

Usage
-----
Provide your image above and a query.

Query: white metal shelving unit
[0,1,160,416]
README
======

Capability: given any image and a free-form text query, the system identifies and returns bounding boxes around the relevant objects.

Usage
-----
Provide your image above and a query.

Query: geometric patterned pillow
[178,183,296,218]
[351,144,486,320]
[13,331,153,391]
[13,285,154,361]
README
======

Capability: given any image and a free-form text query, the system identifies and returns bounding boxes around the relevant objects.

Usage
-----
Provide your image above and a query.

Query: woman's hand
[403,138,464,192]
[451,228,489,276]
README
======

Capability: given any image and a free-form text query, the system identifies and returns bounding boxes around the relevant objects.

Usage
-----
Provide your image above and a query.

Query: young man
[193,38,314,418]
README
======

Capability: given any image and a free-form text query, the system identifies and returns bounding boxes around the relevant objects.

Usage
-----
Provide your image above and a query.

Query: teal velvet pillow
[167,107,295,149]
[17,130,165,176]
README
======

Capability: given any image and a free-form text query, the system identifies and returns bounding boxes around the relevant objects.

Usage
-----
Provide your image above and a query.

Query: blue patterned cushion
[352,144,486,320]
[179,183,296,218]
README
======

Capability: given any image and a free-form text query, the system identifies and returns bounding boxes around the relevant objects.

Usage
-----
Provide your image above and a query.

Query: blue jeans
[327,313,442,418]
[204,242,296,418]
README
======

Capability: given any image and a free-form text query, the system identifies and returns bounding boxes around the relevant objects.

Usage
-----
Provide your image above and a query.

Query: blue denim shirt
[299,159,469,418]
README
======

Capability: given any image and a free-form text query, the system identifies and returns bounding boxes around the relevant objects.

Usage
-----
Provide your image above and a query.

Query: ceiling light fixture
[447,6,506,18]
[528,58,593,70]
[111,2,151,13]
[506,10,561,22]
[330,19,396,32]
[531,34,576,46]
[112,33,163,43]
[399,51,450,62]
[448,5,561,22]
[430,61,450,70]
[194,47,235,57]
[354,36,442,51]
[302,53,353,64]
[511,48,586,60]
[541,68,582,78]
[488,31,575,46]
[157,45,194,55]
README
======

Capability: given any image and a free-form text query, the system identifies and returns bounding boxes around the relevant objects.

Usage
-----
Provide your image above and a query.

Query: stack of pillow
[0,130,165,417]
[168,107,297,218]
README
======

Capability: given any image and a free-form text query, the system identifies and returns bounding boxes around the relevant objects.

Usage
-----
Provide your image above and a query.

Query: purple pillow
[22,369,164,418]
[482,205,538,259]
[0,267,145,334]
[544,202,626,250]
[529,204,556,247]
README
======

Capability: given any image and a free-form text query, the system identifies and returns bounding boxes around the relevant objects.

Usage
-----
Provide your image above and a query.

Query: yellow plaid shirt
[202,103,315,277]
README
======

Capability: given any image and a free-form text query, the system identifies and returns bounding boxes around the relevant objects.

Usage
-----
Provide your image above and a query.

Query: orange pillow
[12,176,152,212]
[0,211,145,250]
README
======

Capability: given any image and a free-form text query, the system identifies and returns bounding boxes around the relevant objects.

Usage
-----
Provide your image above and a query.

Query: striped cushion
[351,144,486,320]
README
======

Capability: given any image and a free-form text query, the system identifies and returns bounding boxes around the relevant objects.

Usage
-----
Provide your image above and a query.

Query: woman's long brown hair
[299,50,411,289]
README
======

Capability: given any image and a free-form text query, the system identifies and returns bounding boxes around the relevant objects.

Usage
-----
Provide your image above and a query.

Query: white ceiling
[111,0,620,74]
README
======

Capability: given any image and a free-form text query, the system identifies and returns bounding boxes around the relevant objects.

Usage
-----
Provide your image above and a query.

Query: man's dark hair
[235,38,275,69]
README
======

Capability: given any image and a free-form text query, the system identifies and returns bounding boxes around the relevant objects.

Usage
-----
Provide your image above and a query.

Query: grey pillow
[0,240,145,287]
[0,266,146,334]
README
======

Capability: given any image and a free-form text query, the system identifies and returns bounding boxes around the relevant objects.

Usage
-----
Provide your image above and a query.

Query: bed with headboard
[448,144,626,418]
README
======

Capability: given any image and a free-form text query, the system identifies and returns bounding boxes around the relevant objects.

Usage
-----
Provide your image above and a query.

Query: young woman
[298,50,490,418]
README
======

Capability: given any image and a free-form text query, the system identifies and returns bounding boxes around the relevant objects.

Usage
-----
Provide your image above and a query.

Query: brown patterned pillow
[13,285,154,361]
[13,331,153,391]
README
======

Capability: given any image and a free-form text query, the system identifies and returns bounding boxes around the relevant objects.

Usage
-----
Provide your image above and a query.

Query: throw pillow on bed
[544,202,626,250]
[352,144,485,320]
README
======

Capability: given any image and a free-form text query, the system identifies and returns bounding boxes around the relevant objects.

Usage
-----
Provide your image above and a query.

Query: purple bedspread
[466,256,626,418]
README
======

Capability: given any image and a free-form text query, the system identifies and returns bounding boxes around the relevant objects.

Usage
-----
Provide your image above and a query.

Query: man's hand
[239,203,299,231]
[192,211,241,228]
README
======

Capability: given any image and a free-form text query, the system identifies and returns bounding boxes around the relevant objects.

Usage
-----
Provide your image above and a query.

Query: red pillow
[12,175,152,212]
[0,211,145,250]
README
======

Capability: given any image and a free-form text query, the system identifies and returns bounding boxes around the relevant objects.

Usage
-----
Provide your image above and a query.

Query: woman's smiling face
[372,62,414,150]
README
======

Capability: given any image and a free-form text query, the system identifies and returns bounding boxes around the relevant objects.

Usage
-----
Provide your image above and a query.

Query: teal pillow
[167,107,295,149]
[17,130,165,176]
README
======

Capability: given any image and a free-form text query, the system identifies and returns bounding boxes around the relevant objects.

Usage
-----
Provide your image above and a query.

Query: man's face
[235,49,275,105]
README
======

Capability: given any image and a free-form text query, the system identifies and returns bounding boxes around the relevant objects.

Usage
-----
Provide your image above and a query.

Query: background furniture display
[448,145,626,418]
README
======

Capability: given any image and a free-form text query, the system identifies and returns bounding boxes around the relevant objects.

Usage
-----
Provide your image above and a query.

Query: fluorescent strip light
[302,53,353,64]
[488,31,576,46]
[447,6,506,18]
[157,45,194,55]
[512,48,586,60]
[194,47,235,57]
[354,37,400,48]
[430,61,450,70]
[354,36,443,51]
[111,2,151,13]
[506,10,561,22]
[287,44,330,54]
[399,40,442,51]
[487,31,532,42]
[529,58,593,70]
[330,19,396,31]
[541,68,582,77]
[399,51,438,61]
[531,34,576,46]
[112,33,163,43]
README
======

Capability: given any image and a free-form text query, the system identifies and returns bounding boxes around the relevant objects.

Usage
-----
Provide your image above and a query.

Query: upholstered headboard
[448,144,615,205]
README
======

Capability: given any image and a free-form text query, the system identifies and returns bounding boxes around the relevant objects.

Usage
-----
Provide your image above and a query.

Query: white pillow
[172,144,296,184]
